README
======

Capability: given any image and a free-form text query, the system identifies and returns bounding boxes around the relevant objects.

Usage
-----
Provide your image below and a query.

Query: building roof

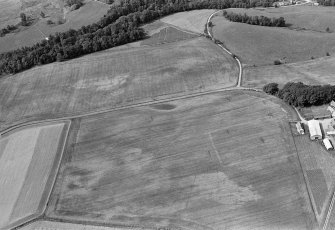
[308,119,322,138]
[324,138,333,149]
[296,122,304,133]
[327,106,335,113]
[327,130,335,135]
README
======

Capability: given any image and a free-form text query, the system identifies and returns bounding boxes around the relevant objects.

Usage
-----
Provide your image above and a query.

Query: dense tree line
[0,24,17,37]
[0,0,275,75]
[222,10,286,27]
[263,82,335,107]
[317,0,335,6]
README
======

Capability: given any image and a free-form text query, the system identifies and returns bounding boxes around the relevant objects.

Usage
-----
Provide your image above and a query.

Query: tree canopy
[0,0,277,75]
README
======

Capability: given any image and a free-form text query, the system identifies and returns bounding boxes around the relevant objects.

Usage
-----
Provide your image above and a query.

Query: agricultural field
[161,9,215,34]
[0,0,109,53]
[0,122,68,230]
[223,6,335,33]
[0,36,238,131]
[211,7,335,65]
[46,91,315,230]
[242,56,335,88]
[21,221,142,230]
[292,128,335,224]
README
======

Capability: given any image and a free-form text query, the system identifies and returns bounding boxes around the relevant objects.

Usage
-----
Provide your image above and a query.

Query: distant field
[211,10,335,65]
[0,1,109,53]
[0,122,68,230]
[161,9,215,34]
[224,6,335,33]
[0,37,238,131]
[0,0,23,26]
[242,56,335,88]
[46,91,315,230]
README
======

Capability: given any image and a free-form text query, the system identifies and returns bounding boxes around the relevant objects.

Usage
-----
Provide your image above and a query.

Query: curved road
[206,10,243,87]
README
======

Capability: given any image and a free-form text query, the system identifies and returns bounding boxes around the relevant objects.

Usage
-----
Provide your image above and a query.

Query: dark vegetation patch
[0,0,277,75]
[263,82,335,107]
[151,104,176,110]
[222,10,286,27]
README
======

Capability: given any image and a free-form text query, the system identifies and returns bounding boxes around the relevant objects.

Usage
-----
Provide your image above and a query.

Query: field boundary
[289,123,320,227]
[2,120,71,230]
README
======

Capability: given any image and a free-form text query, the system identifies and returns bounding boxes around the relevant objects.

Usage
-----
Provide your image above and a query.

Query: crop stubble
[0,37,238,131]
[47,91,315,230]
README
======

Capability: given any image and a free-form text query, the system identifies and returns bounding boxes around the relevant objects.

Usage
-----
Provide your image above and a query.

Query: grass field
[0,122,68,230]
[0,1,109,53]
[211,9,335,65]
[160,9,215,34]
[46,91,315,230]
[242,56,335,88]
[0,37,238,131]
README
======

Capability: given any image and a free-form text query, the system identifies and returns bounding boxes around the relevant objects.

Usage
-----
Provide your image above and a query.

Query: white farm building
[323,138,333,150]
[308,119,322,140]
[296,122,304,134]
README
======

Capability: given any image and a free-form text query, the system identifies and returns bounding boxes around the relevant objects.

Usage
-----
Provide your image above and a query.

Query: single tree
[20,13,27,26]
[263,83,279,95]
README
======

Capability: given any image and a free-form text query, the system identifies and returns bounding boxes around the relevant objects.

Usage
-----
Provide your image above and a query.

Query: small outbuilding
[308,119,322,140]
[296,122,304,135]
[323,138,333,150]
[327,106,335,113]
[327,130,335,135]
[331,100,335,108]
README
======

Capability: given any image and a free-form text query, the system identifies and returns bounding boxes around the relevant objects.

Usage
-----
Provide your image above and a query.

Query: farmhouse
[323,138,333,150]
[308,119,322,140]
[296,122,304,134]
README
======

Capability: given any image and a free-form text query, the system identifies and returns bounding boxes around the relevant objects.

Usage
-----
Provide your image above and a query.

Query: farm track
[206,10,243,87]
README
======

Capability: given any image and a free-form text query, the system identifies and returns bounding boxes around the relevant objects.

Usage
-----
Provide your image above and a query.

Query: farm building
[308,119,322,140]
[327,106,335,113]
[323,138,333,150]
[327,130,335,135]
[296,122,304,134]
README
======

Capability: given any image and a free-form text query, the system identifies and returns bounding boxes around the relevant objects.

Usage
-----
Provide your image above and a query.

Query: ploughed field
[46,91,315,230]
[211,6,335,65]
[0,36,238,130]
[0,122,69,230]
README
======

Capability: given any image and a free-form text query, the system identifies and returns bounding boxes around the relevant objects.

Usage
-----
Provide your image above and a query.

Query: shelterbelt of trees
[222,10,286,27]
[317,0,335,6]
[263,82,335,107]
[0,0,277,75]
